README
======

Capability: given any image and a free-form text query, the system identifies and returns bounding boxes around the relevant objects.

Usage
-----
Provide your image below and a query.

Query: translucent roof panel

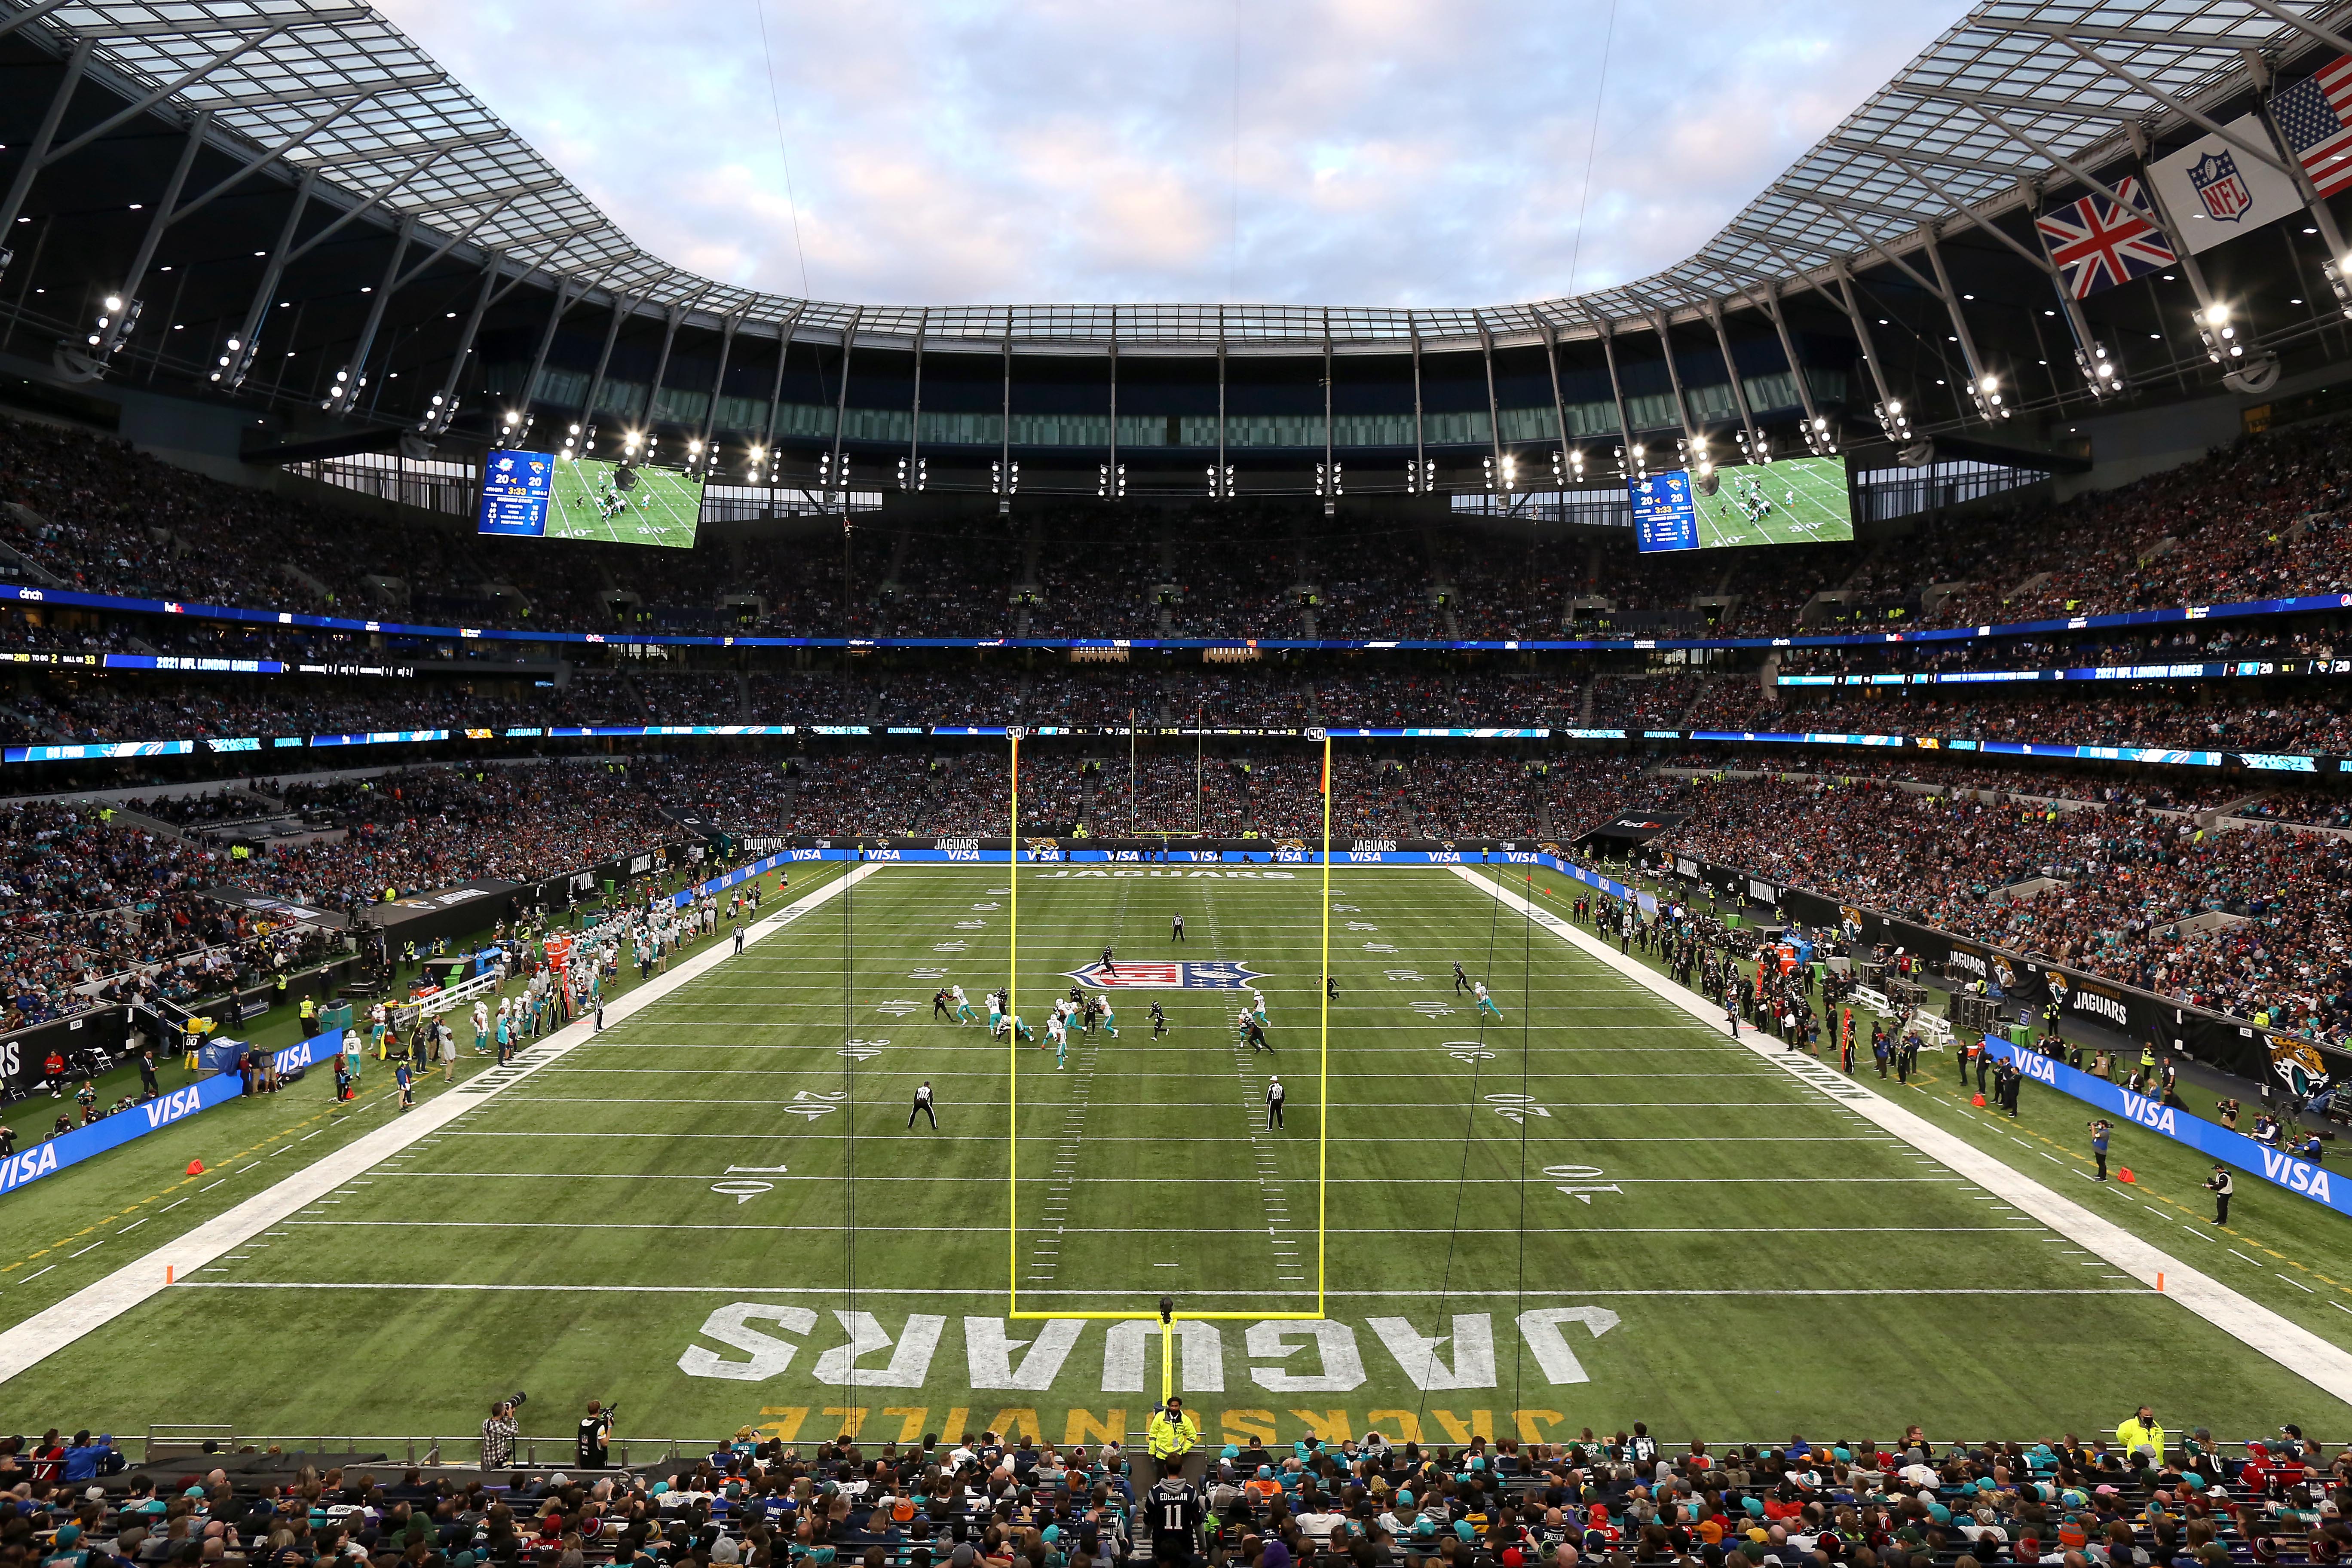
[9,0,2337,344]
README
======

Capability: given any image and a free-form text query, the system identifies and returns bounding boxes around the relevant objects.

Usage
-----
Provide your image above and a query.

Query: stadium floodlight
[1096,462,1125,500]
[1965,372,2009,422]
[1614,442,1648,480]
[1482,453,1517,493]
[622,430,643,455]
[1801,414,1837,456]
[1404,457,1436,494]
[1551,448,1583,487]
[211,331,257,388]
[991,458,1020,496]
[563,422,582,453]
[898,456,925,491]
[1207,463,1236,499]
[1873,398,1912,441]
[2073,341,2123,398]
[2325,255,2352,319]
[1734,427,1770,465]
[2196,302,2242,362]
[322,364,372,415]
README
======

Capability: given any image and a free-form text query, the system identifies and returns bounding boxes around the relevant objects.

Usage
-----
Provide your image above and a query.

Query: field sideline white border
[6,860,2349,1403]
[1449,864,2352,1404]
[0,861,882,1387]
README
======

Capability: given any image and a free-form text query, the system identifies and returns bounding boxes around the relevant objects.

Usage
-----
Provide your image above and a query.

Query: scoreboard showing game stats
[475,449,705,550]
[1629,454,1855,553]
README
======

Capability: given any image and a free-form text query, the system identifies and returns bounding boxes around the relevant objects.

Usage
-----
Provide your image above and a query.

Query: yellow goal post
[1003,729,1334,1399]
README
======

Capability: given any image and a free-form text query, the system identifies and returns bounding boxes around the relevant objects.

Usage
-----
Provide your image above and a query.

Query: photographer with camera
[576,1399,616,1469]
[482,1391,524,1470]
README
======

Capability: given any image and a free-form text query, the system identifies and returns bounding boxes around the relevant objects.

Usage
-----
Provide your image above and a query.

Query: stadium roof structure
[6,0,2352,355]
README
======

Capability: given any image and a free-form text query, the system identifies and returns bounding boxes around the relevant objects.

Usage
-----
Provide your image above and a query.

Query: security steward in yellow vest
[1146,1396,1201,1483]
[299,996,317,1038]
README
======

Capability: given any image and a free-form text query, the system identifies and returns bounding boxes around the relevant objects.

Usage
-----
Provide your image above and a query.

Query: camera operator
[576,1400,614,1469]
[482,1393,522,1470]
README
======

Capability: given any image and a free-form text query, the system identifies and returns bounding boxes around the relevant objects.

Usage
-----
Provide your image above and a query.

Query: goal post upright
[1317,728,1330,1319]
[1007,727,1020,1323]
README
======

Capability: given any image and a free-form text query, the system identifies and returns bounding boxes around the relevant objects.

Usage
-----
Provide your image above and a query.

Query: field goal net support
[1003,731,1336,1375]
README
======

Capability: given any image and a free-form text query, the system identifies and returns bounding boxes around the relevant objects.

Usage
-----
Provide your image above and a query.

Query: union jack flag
[2035,176,2178,300]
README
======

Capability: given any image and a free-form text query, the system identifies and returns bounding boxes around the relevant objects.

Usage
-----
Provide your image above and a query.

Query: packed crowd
[1644,771,2352,1044]
[13,406,2352,649]
[4,1408,2344,1568]
[243,765,682,913]
[0,797,348,1031]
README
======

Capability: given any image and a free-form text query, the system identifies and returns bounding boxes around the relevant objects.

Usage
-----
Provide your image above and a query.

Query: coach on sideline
[1147,1396,1200,1482]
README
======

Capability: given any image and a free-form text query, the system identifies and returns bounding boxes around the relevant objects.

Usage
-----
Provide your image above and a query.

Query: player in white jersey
[1474,980,1503,1020]
[1047,1012,1068,1067]
[1250,989,1268,1027]
[951,983,976,1024]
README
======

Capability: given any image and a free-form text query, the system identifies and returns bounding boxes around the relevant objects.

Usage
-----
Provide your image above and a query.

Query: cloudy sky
[375,0,1964,309]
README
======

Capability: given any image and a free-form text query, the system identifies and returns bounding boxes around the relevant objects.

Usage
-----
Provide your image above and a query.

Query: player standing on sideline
[733,921,745,956]
[1098,993,1119,1038]
[1171,912,1185,943]
[1453,962,1471,995]
[1473,980,1503,1020]
[1101,945,1118,977]
[1150,1001,1169,1038]
[471,998,490,1057]
[908,1080,937,1129]
[951,983,976,1024]
[1266,1075,1286,1130]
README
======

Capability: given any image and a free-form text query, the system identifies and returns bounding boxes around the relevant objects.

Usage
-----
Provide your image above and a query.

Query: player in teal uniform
[1473,980,1503,1020]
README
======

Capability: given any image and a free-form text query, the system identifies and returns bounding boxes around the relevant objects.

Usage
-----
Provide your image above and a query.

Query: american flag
[2034,177,2177,300]
[2272,54,2352,197]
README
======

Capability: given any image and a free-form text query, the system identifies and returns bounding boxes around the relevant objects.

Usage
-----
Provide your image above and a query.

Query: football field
[1,862,2348,1451]
[1692,456,1853,549]
[545,460,704,548]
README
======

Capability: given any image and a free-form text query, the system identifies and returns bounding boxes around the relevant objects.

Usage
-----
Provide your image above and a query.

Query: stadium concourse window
[1853,458,2043,524]
[288,451,482,517]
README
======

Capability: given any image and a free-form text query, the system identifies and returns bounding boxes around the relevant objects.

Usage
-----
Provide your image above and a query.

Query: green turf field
[3,861,2349,1452]
[546,457,704,548]
[1693,456,1853,549]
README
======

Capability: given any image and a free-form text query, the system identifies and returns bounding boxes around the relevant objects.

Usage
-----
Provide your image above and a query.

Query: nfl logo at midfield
[1063,959,1264,989]
[2188,151,2254,222]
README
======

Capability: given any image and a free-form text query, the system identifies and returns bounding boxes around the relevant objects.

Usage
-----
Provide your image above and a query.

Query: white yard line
[174,1281,2147,1297]
[1449,864,2352,1404]
[282,1219,2040,1234]
[0,862,883,1387]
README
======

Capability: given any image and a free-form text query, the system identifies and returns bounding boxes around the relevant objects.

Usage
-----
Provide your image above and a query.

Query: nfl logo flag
[2036,177,2178,299]
[2187,151,2254,222]
[2150,114,2309,254]
[2272,54,2352,197]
